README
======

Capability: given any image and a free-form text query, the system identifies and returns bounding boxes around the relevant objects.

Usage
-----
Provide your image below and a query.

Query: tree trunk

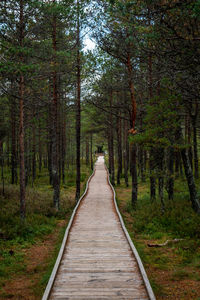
[86,137,89,165]
[75,0,81,202]
[167,147,174,201]
[191,115,199,179]
[117,113,122,185]
[158,148,165,213]
[108,131,111,174]
[11,96,17,184]
[19,74,26,219]
[52,1,60,209]
[141,149,146,182]
[123,119,129,187]
[90,133,93,171]
[48,84,53,185]
[150,149,156,201]
[61,112,66,184]
[130,143,137,207]
[6,134,10,167]
[32,113,36,185]
[109,91,115,186]
[181,148,200,214]
[19,0,25,219]
[187,118,193,170]
[127,52,137,132]
[38,120,42,173]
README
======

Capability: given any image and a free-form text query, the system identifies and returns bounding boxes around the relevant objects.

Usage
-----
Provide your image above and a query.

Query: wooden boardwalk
[42,156,155,300]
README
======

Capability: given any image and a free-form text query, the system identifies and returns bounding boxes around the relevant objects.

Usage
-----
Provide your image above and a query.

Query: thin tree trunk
[175,150,180,177]
[126,48,137,204]
[127,52,137,133]
[90,133,93,171]
[124,119,129,187]
[61,111,66,184]
[32,113,36,185]
[19,74,25,218]
[148,53,156,200]
[130,143,137,207]
[86,137,89,165]
[117,113,122,185]
[141,149,145,182]
[167,147,174,200]
[48,84,53,185]
[191,115,199,179]
[158,148,165,213]
[187,118,193,170]
[109,91,115,186]
[181,148,200,214]
[19,0,25,219]
[6,134,10,167]
[75,0,81,202]
[150,149,156,201]
[108,131,111,174]
[38,120,42,173]
[11,96,17,184]
[52,1,60,209]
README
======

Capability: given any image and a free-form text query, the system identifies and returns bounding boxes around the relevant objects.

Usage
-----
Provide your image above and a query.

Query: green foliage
[127,187,200,239]
[131,90,182,149]
[192,0,200,18]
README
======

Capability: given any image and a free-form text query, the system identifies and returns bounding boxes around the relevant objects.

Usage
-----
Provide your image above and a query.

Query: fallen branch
[147,239,184,247]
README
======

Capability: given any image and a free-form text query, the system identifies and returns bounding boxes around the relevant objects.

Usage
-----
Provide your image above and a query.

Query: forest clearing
[0,0,200,299]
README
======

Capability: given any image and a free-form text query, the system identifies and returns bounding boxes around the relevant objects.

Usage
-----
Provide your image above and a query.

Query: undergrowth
[116,175,200,299]
[0,165,91,297]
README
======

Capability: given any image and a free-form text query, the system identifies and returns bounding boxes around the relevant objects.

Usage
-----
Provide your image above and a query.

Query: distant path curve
[42,156,155,300]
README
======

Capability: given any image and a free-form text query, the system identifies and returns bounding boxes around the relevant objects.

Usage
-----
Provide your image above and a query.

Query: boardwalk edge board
[105,164,156,300]
[41,168,96,300]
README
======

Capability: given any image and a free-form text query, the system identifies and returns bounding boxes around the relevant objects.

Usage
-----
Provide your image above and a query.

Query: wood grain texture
[48,156,150,300]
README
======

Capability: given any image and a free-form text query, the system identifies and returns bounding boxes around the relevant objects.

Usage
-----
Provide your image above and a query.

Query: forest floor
[0,166,91,299]
[1,166,200,299]
[116,176,200,300]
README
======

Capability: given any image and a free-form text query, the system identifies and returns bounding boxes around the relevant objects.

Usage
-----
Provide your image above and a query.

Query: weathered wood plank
[45,156,155,300]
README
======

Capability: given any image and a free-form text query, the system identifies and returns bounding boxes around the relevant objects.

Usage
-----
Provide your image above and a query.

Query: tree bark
[130,143,137,207]
[75,0,81,202]
[61,110,66,184]
[117,113,122,185]
[48,82,53,185]
[38,119,42,173]
[32,112,36,185]
[158,148,165,213]
[167,147,174,200]
[86,137,89,166]
[126,52,137,132]
[181,148,200,214]
[52,0,60,209]
[123,119,129,187]
[19,0,25,219]
[150,149,156,201]
[11,96,17,184]
[187,118,193,170]
[109,91,115,186]
[191,115,199,179]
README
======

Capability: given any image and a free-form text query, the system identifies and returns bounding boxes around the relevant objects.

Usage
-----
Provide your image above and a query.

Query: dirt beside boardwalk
[0,220,66,300]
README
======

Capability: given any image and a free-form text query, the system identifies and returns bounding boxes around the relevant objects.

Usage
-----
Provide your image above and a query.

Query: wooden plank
[42,156,155,300]
[106,164,156,300]
[41,169,96,300]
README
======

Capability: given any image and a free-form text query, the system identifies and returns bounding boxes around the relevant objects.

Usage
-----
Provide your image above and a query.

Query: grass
[0,164,91,299]
[115,174,200,299]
